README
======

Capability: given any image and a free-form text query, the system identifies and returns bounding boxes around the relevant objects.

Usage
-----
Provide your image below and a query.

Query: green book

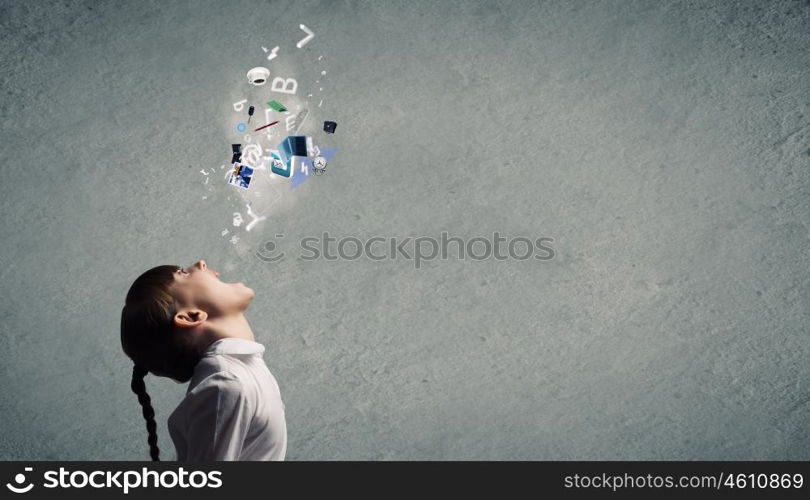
[267,100,287,112]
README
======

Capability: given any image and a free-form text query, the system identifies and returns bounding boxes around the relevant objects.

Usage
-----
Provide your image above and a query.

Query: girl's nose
[196,260,207,270]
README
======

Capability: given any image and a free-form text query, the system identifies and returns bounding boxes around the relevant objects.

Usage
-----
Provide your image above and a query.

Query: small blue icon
[269,150,290,178]
[228,163,255,190]
[236,122,247,133]
[273,135,312,178]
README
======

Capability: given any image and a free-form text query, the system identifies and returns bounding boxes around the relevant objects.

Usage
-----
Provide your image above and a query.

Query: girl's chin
[238,282,256,297]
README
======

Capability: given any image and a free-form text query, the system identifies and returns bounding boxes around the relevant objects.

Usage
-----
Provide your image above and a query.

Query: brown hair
[120,265,205,461]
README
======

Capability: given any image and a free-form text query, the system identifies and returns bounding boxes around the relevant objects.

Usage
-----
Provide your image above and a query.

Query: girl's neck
[204,313,256,344]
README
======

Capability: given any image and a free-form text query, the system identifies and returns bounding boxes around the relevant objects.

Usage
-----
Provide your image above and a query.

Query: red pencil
[254,121,279,132]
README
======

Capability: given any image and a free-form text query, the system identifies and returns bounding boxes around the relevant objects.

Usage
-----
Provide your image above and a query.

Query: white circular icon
[241,144,262,167]
[6,467,34,494]
[246,67,270,86]
[313,156,327,169]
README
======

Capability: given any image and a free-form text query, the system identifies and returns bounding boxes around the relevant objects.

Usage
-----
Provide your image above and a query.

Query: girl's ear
[173,308,208,328]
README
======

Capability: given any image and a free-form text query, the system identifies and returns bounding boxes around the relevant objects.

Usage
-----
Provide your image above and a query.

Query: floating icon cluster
[208,24,340,240]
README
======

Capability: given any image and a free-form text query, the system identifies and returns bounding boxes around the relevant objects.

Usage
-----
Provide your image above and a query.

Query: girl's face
[170,260,254,317]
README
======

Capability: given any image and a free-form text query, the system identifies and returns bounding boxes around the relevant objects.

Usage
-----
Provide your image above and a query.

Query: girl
[120,260,287,461]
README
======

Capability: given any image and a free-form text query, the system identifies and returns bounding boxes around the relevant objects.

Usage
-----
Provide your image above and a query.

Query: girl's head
[120,260,254,460]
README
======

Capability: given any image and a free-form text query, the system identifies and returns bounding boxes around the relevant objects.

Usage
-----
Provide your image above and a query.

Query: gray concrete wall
[1,0,808,460]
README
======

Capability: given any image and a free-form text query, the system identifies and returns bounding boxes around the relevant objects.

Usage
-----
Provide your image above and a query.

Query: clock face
[313,156,327,169]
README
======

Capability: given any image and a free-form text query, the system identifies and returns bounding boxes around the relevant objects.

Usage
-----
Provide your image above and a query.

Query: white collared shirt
[167,337,287,461]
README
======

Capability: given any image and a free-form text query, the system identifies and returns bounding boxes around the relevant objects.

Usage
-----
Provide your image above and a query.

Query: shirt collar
[203,337,265,357]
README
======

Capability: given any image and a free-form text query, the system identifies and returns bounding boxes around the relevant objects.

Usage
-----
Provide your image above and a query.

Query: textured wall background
[1,0,808,460]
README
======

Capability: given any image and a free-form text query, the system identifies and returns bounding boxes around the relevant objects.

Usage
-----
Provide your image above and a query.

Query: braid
[130,364,161,461]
